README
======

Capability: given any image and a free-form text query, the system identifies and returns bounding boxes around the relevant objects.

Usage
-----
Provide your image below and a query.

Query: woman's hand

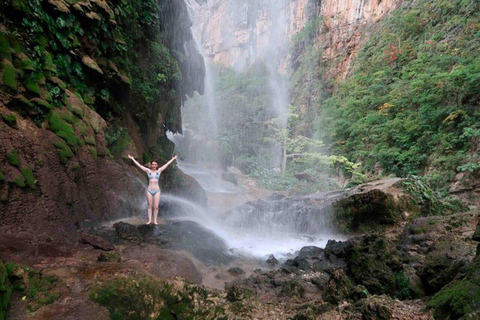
[172,155,178,160]
[128,154,134,160]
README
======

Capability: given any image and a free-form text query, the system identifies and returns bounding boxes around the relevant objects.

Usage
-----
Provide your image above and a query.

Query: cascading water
[163,0,341,260]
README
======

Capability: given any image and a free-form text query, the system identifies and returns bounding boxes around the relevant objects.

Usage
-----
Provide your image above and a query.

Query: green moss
[24,77,41,96]
[18,54,35,71]
[10,0,31,13]
[48,76,67,90]
[2,60,18,92]
[6,263,59,312]
[20,167,36,189]
[15,177,25,187]
[90,276,216,319]
[59,110,76,125]
[88,145,98,160]
[35,36,48,48]
[30,98,51,110]
[0,261,13,320]
[97,251,121,262]
[84,136,96,146]
[111,131,132,157]
[56,131,79,151]
[280,280,305,298]
[53,140,74,164]
[48,111,79,152]
[82,93,94,105]
[0,34,12,60]
[42,51,56,72]
[3,114,17,128]
[7,149,20,167]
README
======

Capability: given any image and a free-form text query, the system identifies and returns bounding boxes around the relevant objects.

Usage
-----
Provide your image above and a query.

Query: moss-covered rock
[0,261,13,320]
[2,114,17,128]
[81,55,103,74]
[0,34,12,60]
[53,140,74,164]
[42,50,56,72]
[2,59,18,92]
[428,256,480,320]
[15,176,26,187]
[345,235,410,299]
[10,0,30,13]
[24,77,41,96]
[97,251,121,262]
[20,166,36,189]
[7,149,20,167]
[420,237,471,295]
[110,130,134,157]
[48,111,79,152]
[30,98,51,111]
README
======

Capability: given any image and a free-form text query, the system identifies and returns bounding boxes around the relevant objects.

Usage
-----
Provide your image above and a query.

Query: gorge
[1,0,480,319]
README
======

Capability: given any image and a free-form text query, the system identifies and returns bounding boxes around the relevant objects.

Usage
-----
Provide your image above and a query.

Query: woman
[128,154,178,225]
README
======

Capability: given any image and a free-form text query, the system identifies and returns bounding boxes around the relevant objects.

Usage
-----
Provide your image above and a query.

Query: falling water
[163,0,340,259]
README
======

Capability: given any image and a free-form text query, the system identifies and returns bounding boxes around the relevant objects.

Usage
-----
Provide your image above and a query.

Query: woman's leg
[146,191,153,224]
[153,191,161,225]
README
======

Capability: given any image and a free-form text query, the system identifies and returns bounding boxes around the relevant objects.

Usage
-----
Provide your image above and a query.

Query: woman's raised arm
[128,155,150,173]
[159,155,178,172]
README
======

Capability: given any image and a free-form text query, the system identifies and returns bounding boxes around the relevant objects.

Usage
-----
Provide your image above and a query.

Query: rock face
[222,178,417,234]
[189,0,399,76]
[0,0,207,239]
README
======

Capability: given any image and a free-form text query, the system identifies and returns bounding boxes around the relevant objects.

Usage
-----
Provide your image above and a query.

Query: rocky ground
[1,178,479,319]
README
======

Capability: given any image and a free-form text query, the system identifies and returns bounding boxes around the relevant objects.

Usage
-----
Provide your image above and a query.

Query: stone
[266,254,279,265]
[80,232,115,251]
[228,267,245,276]
[298,245,324,258]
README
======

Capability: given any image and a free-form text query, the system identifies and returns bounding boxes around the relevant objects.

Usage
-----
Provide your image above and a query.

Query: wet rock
[419,237,472,294]
[113,221,233,266]
[344,235,407,297]
[266,254,279,265]
[80,232,115,251]
[228,267,245,276]
[357,294,394,320]
[223,178,415,236]
[298,246,324,258]
[293,255,313,271]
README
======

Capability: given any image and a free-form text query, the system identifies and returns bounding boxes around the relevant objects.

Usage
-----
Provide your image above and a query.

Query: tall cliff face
[188,0,313,72]
[0,0,206,238]
[189,0,399,76]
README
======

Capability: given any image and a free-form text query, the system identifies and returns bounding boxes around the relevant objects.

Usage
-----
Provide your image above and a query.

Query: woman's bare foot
[153,221,158,225]
[146,221,152,225]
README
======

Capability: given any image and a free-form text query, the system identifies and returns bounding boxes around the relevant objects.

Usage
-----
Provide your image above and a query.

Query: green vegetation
[53,140,74,164]
[0,261,13,320]
[428,257,480,319]
[5,263,59,312]
[7,149,20,166]
[1,60,18,92]
[20,166,36,189]
[2,114,17,128]
[97,251,121,263]
[303,0,480,191]
[90,276,222,319]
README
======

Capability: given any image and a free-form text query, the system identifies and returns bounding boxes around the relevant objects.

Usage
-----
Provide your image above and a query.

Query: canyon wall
[189,0,400,77]
[0,0,206,239]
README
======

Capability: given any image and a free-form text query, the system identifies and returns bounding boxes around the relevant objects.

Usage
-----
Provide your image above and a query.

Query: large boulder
[222,178,418,235]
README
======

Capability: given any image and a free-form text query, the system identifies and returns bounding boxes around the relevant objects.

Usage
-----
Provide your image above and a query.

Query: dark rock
[428,256,480,320]
[473,220,480,242]
[293,255,313,271]
[228,267,245,276]
[358,294,394,320]
[80,232,115,251]
[266,254,279,265]
[298,246,324,258]
[97,251,121,262]
[344,235,407,297]
[323,269,355,304]
[324,240,350,258]
[419,237,472,294]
